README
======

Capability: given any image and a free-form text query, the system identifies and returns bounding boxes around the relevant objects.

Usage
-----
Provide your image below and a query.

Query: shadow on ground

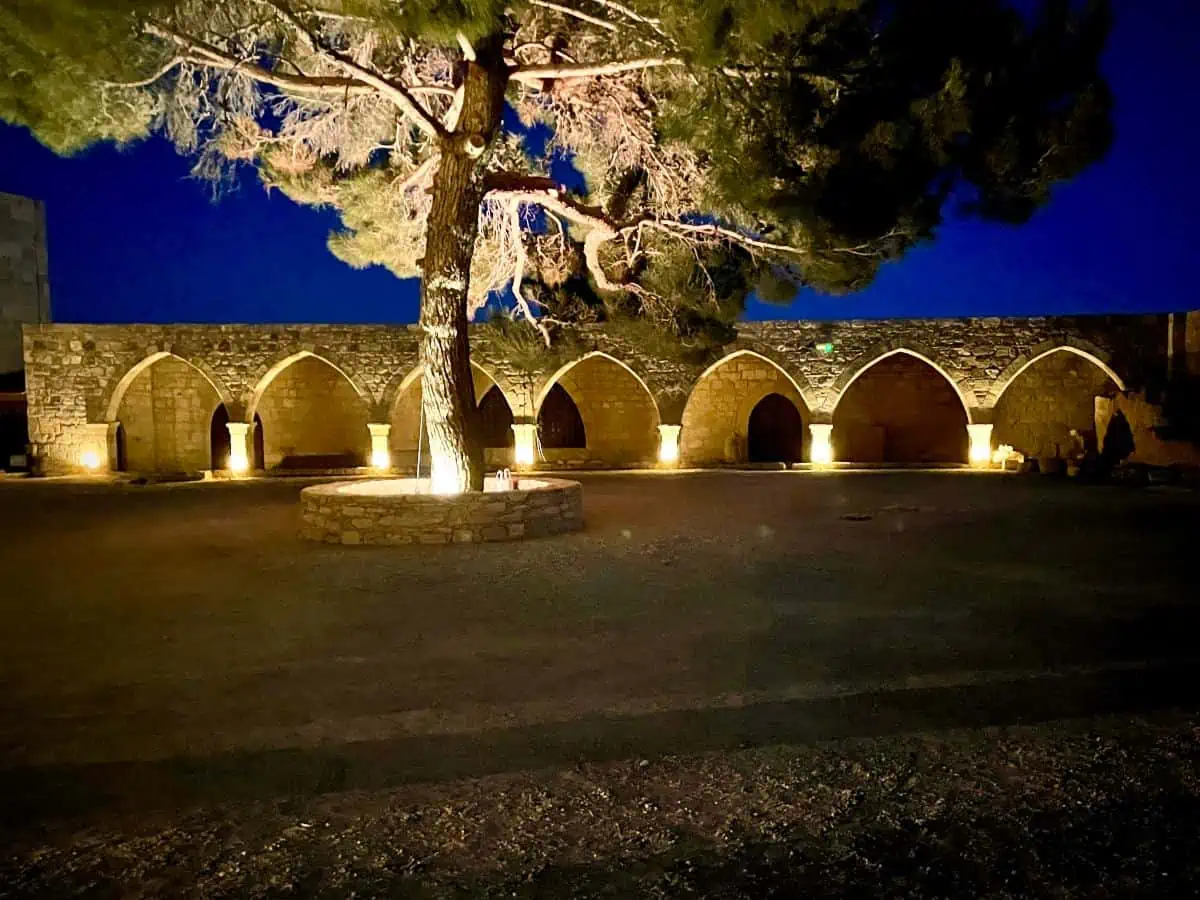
[2,660,1198,829]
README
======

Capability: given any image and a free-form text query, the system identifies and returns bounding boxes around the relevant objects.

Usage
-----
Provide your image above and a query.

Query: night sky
[1,1,1196,325]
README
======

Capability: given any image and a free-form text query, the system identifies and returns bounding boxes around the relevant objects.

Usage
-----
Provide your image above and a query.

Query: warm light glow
[80,450,101,471]
[429,452,464,496]
[226,422,251,475]
[512,423,537,468]
[657,424,681,465]
[367,423,392,470]
[809,424,834,466]
[968,423,994,467]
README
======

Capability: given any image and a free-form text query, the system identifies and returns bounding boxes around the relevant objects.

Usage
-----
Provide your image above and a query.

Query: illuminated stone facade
[20,313,1183,474]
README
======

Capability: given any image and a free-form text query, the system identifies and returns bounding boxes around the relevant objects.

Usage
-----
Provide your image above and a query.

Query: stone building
[0,192,51,376]
[22,311,1198,476]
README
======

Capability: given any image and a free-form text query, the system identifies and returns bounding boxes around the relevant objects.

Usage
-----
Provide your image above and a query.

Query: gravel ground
[0,472,1196,895]
[3,710,1199,897]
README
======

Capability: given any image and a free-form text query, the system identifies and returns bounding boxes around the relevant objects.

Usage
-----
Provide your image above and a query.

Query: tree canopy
[3,0,1112,322]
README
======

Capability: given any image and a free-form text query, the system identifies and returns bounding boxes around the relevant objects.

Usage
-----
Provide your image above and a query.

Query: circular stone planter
[300,477,583,545]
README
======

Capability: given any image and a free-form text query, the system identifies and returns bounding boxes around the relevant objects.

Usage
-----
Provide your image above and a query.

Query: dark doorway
[114,423,127,473]
[538,383,586,449]
[748,393,804,463]
[211,404,230,470]
[478,385,515,448]
[211,405,265,471]
[253,415,264,470]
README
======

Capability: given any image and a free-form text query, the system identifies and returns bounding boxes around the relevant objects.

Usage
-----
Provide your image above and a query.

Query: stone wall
[21,314,1177,473]
[0,193,51,375]
[300,478,584,545]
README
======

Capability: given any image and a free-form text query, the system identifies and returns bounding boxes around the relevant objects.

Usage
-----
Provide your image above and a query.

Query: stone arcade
[21,313,1190,477]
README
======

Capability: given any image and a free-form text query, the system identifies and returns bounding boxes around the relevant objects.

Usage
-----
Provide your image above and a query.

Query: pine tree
[1,0,1112,492]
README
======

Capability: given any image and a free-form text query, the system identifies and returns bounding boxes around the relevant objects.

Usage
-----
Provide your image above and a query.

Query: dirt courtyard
[0,471,1198,894]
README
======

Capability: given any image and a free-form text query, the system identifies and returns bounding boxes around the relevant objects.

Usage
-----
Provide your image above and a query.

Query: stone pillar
[368,423,392,469]
[512,423,538,468]
[226,422,251,474]
[657,424,681,466]
[809,424,834,465]
[80,423,112,473]
[967,423,994,467]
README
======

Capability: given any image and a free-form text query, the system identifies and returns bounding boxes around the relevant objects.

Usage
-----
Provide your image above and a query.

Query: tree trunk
[419,38,508,494]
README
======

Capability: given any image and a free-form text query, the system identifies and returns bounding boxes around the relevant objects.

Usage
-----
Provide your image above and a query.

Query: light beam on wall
[368,423,392,470]
[80,450,101,471]
[512,423,537,468]
[809,424,834,466]
[657,424,681,466]
[967,423,994,467]
[226,422,251,474]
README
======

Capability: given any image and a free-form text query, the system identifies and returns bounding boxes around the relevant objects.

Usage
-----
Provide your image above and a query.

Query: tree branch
[101,57,185,89]
[509,56,684,84]
[507,202,554,346]
[484,175,830,294]
[255,0,447,139]
[146,23,374,97]
[530,0,619,32]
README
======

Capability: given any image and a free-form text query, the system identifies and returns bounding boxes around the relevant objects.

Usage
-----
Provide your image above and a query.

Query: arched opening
[210,405,265,471]
[255,355,370,469]
[113,354,221,473]
[538,384,586,449]
[535,354,659,466]
[479,385,515,449]
[390,363,513,470]
[834,353,969,463]
[993,348,1121,461]
[748,393,805,463]
[680,351,811,465]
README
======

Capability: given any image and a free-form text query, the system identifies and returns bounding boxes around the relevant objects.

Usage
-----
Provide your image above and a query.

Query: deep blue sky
[1,1,1197,325]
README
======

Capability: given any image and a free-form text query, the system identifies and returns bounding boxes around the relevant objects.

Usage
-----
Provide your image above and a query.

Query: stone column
[809,424,834,465]
[226,422,251,474]
[368,423,392,469]
[512,423,538,468]
[967,423,994,467]
[657,424,681,466]
[81,422,112,473]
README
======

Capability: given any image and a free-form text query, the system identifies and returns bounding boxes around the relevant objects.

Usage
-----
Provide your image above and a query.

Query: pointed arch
[251,351,372,469]
[104,351,231,423]
[833,347,972,420]
[990,342,1126,407]
[833,349,971,463]
[533,351,659,419]
[694,347,817,415]
[533,351,660,466]
[382,359,520,419]
[105,352,229,473]
[246,349,370,420]
[680,349,813,466]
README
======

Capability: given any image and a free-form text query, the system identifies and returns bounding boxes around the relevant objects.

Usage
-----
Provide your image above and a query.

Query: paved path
[0,472,1196,828]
